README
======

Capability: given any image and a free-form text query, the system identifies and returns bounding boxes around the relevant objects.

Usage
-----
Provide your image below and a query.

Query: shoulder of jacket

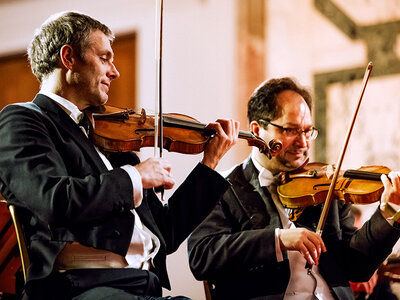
[219,163,243,180]
[13,102,42,113]
[1,102,43,115]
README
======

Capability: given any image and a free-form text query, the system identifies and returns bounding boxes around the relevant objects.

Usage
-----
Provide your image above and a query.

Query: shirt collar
[39,90,83,124]
[251,153,276,187]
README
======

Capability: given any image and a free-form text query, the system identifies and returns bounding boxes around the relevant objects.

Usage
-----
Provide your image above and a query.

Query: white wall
[0,1,236,299]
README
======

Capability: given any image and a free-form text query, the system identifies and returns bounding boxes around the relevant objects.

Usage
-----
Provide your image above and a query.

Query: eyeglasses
[259,119,318,140]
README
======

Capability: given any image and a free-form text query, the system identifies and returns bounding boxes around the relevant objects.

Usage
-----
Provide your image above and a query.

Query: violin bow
[307,62,373,272]
[154,0,165,200]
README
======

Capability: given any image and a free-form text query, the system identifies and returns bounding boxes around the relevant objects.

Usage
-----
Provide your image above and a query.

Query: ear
[250,121,261,136]
[59,45,75,70]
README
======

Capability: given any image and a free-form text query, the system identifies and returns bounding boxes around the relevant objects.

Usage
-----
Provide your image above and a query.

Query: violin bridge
[325,164,335,179]
[138,108,147,125]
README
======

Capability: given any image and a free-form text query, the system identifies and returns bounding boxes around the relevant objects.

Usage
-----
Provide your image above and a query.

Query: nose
[294,131,308,146]
[108,62,120,80]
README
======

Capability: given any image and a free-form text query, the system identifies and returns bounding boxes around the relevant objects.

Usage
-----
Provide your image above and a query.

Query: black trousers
[72,287,190,300]
[23,268,191,300]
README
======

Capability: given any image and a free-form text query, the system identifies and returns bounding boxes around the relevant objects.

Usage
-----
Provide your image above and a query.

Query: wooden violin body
[91,105,282,157]
[277,162,390,209]
[91,105,207,154]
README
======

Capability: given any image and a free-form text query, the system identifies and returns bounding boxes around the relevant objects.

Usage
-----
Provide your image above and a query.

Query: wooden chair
[9,204,30,282]
[203,280,212,300]
[0,200,21,294]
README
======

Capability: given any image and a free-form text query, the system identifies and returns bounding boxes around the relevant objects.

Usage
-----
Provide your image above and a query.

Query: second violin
[277,162,390,209]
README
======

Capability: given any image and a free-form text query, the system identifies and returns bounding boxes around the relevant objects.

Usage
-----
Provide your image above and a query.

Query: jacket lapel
[242,157,273,206]
[238,157,282,228]
[243,158,266,198]
[32,94,108,173]
[136,190,166,247]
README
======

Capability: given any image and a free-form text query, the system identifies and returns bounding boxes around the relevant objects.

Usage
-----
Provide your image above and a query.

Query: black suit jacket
[188,157,400,300]
[0,94,229,292]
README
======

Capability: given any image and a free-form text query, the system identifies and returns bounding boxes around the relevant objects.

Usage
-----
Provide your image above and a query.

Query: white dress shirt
[251,154,335,300]
[40,90,160,270]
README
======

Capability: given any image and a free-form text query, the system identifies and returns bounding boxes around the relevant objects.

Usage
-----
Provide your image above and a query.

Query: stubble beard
[278,149,309,171]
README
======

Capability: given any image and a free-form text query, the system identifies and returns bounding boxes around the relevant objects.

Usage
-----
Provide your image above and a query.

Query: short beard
[278,149,308,171]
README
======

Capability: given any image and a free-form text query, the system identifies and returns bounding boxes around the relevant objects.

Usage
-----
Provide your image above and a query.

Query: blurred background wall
[0,0,400,299]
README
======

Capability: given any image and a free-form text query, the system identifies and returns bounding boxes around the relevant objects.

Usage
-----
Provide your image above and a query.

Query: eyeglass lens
[259,119,318,140]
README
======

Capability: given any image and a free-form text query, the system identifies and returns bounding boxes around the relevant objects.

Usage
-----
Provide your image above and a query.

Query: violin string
[162,115,254,138]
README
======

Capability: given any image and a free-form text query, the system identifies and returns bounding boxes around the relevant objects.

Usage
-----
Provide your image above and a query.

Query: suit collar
[136,191,166,247]
[228,156,283,228]
[242,156,262,191]
[39,90,82,124]
[242,158,272,207]
[32,94,109,173]
[227,156,265,202]
[32,93,60,114]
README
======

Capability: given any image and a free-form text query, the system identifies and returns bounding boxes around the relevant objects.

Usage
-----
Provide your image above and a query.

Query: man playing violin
[188,77,400,299]
[0,11,239,300]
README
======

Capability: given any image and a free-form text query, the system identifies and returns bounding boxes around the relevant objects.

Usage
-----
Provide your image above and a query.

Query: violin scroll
[268,139,283,158]
[240,131,282,159]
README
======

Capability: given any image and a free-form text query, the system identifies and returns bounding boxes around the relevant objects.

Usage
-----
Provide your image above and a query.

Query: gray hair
[27,11,114,82]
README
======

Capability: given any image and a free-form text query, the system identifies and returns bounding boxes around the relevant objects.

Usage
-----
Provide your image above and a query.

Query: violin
[277,162,390,209]
[90,105,282,158]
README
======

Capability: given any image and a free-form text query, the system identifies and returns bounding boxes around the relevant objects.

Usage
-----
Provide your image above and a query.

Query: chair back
[0,200,21,294]
[9,204,30,281]
[203,280,212,300]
